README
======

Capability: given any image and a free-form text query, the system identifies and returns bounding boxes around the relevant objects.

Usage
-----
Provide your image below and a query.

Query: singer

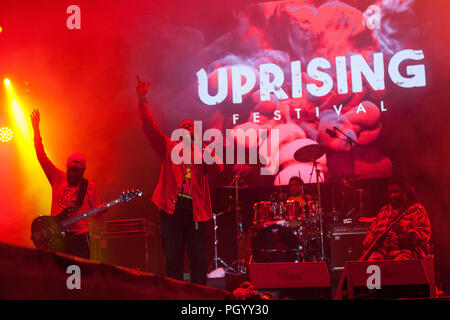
[136,76,223,285]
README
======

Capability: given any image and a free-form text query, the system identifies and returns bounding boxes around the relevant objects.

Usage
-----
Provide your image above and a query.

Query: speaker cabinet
[329,224,369,271]
[90,219,156,272]
[335,258,437,300]
[249,262,331,299]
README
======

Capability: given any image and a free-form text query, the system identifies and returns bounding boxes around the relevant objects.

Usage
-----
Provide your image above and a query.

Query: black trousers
[160,197,207,285]
[52,232,90,259]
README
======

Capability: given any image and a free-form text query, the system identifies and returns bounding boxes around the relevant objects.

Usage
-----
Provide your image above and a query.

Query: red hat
[66,152,86,169]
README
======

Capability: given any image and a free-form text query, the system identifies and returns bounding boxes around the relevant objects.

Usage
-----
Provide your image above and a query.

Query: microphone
[326,128,337,138]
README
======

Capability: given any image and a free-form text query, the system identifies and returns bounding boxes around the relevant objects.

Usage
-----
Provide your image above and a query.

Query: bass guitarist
[361,178,431,261]
[31,109,104,259]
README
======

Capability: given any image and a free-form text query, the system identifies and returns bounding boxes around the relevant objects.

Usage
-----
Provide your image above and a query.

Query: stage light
[2,77,51,247]
[3,77,51,224]
[0,127,13,143]
[0,25,3,33]
[4,78,30,140]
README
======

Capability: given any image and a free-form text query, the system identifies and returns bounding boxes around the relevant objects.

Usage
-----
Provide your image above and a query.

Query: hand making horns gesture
[136,75,150,101]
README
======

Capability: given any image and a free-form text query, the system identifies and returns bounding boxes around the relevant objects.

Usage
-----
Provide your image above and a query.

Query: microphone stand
[333,126,360,177]
[333,127,362,219]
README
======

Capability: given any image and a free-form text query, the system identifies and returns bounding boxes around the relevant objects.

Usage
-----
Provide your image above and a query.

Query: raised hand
[30,109,40,132]
[136,75,150,101]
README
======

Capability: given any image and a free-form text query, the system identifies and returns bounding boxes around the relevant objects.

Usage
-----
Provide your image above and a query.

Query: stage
[0,241,442,301]
[0,242,230,300]
[1,0,450,306]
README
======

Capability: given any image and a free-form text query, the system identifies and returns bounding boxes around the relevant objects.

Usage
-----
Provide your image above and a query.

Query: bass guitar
[31,188,142,250]
[359,204,418,261]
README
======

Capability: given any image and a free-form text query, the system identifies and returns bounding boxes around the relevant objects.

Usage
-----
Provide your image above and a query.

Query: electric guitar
[31,189,142,250]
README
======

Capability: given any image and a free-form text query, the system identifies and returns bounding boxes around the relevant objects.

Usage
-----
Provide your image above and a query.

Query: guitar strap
[75,178,89,211]
[59,178,89,221]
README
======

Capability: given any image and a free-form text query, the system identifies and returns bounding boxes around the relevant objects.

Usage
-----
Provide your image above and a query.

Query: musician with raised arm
[361,178,431,261]
[31,109,102,259]
[136,76,223,285]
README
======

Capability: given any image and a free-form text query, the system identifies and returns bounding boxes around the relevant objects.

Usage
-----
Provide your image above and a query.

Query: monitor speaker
[335,257,437,299]
[249,262,331,299]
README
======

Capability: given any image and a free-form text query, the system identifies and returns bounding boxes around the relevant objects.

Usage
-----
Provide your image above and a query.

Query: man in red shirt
[362,179,431,260]
[31,109,101,259]
[136,76,223,285]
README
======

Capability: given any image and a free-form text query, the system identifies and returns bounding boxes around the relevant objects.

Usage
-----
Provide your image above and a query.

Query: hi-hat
[216,185,249,189]
[294,144,326,163]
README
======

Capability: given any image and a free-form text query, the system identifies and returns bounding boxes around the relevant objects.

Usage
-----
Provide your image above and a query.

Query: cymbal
[216,185,249,189]
[294,144,326,163]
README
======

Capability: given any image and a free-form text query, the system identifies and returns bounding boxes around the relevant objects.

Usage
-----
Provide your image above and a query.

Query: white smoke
[373,0,417,57]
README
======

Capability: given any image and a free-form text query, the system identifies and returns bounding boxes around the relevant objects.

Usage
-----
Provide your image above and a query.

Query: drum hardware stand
[305,159,327,261]
[211,209,237,274]
[311,160,326,262]
[293,144,327,262]
[228,174,247,274]
[331,184,339,223]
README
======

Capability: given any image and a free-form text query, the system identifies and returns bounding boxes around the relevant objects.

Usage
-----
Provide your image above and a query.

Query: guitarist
[31,109,103,259]
[361,179,431,261]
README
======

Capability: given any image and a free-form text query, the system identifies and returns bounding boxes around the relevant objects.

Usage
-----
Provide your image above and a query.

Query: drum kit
[213,143,333,274]
[250,197,322,264]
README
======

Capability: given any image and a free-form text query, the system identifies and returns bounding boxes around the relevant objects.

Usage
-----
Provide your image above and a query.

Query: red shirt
[362,203,431,260]
[34,136,100,234]
[139,100,223,222]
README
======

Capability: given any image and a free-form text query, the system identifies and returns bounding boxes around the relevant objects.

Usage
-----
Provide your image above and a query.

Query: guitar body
[31,211,75,250]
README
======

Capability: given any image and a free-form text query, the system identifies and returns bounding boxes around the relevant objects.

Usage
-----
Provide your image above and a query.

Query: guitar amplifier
[90,219,156,272]
[329,223,370,271]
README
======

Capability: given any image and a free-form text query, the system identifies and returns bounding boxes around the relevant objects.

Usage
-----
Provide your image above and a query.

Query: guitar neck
[61,198,121,228]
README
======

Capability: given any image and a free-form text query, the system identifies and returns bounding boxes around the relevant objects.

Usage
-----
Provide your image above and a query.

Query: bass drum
[251,225,302,263]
